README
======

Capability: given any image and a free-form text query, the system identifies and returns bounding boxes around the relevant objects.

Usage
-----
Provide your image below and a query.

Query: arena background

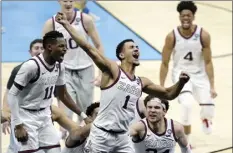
[1,1,232,153]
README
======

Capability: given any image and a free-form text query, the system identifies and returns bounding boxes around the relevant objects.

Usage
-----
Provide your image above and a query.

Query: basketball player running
[55,12,190,152]
[7,31,90,153]
[159,1,217,146]
[42,0,104,127]
[130,95,192,153]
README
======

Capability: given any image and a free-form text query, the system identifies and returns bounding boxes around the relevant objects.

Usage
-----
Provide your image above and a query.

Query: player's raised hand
[179,72,190,84]
[14,124,28,143]
[55,12,68,25]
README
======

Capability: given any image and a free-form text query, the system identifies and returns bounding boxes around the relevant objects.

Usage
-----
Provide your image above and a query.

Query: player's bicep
[12,60,38,91]
[202,30,212,64]
[141,77,168,98]
[56,64,65,86]
[174,121,188,148]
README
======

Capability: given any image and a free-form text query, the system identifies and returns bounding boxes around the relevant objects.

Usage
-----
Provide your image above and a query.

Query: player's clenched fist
[14,124,28,143]
[179,72,190,84]
[55,12,68,25]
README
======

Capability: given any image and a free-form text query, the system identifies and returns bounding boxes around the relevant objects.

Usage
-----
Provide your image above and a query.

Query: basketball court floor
[1,1,232,153]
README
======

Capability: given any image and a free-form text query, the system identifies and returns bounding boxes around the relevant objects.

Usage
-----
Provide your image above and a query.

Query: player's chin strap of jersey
[180,144,192,153]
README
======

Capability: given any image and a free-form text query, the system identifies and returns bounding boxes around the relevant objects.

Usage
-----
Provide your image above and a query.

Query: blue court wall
[2,1,161,62]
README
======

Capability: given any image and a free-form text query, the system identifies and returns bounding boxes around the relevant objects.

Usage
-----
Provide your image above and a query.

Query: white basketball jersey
[133,118,177,153]
[53,11,92,70]
[19,54,61,109]
[94,68,142,132]
[61,139,86,153]
[172,25,205,74]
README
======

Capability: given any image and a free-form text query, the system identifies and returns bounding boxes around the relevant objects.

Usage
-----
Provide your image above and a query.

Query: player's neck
[42,52,56,65]
[150,118,166,134]
[180,25,196,36]
[62,10,75,22]
[120,63,135,78]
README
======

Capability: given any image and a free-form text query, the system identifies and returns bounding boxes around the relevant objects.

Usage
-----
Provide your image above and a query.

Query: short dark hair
[116,39,134,61]
[86,102,100,116]
[144,95,169,111]
[29,39,43,50]
[43,31,64,49]
[177,1,197,15]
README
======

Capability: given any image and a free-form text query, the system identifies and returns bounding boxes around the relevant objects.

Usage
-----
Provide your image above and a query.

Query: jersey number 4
[44,86,54,100]
[184,52,193,61]
[146,148,170,153]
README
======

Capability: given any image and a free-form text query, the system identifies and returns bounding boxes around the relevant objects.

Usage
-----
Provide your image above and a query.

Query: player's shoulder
[22,59,39,70]
[171,119,184,135]
[200,27,210,39]
[166,30,175,41]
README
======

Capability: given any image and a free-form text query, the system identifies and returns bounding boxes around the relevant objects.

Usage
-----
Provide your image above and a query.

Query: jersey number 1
[44,86,54,100]
[122,95,130,109]
[184,52,193,61]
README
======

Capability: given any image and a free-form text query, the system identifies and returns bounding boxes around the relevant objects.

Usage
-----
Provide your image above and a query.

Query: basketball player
[7,31,90,153]
[159,1,217,145]
[55,12,190,152]
[42,0,104,127]
[61,102,100,153]
[130,95,192,153]
[2,39,44,134]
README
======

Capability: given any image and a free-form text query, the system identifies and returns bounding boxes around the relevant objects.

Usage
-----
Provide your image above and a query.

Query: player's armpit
[140,77,184,100]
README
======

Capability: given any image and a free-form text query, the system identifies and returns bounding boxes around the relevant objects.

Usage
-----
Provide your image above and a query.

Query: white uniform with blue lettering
[84,68,142,153]
[133,118,177,153]
[52,10,95,122]
[10,54,65,152]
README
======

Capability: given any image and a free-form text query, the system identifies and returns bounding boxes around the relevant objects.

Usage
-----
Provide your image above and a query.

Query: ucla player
[7,31,90,153]
[55,12,190,152]
[42,0,103,131]
[130,95,191,153]
[159,1,217,146]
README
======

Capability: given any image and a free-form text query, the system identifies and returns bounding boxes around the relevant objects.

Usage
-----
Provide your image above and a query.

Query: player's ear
[119,53,125,60]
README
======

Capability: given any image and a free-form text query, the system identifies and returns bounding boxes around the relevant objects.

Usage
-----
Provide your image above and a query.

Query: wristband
[80,112,87,119]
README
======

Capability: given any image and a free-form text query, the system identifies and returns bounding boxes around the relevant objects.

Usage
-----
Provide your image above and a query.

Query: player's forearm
[59,90,82,116]
[180,144,192,153]
[7,91,22,125]
[205,61,215,89]
[165,80,185,100]
[160,63,169,86]
[63,22,90,52]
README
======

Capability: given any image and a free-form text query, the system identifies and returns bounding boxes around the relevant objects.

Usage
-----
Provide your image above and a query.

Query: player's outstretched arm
[140,72,190,100]
[51,105,77,132]
[1,110,10,124]
[173,121,192,153]
[129,121,146,141]
[55,12,117,77]
[160,32,174,86]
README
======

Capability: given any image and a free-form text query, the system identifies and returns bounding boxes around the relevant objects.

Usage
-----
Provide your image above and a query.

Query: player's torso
[134,118,176,153]
[94,68,142,131]
[53,11,92,70]
[19,55,60,109]
[172,25,205,74]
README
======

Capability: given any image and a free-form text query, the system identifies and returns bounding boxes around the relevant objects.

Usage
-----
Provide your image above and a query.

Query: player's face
[121,41,140,66]
[50,38,67,63]
[179,9,194,30]
[146,101,166,123]
[90,107,99,120]
[59,0,75,13]
[30,43,44,57]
